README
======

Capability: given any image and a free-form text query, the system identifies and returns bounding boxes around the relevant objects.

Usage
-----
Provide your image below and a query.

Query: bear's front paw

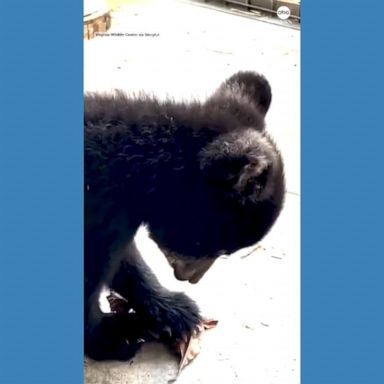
[149,292,202,344]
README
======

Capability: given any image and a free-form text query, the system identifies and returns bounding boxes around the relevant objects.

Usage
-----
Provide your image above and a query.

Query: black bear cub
[84,71,285,360]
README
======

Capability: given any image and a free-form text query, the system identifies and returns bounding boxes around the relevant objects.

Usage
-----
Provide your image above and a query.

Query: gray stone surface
[84,1,300,382]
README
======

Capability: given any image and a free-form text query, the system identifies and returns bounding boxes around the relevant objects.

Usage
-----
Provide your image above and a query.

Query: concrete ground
[84,1,300,383]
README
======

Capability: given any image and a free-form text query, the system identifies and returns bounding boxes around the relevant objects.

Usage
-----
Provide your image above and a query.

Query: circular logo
[277,6,291,20]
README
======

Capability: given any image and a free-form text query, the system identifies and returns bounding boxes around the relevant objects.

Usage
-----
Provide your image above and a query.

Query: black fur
[84,71,285,360]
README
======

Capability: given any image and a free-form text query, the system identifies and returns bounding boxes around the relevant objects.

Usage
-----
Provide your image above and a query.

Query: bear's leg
[85,292,149,361]
[110,240,202,343]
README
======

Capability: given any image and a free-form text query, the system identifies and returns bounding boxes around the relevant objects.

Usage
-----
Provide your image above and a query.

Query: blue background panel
[302,1,384,383]
[0,2,83,383]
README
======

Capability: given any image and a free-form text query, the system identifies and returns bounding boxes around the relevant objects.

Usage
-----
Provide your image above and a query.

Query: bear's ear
[233,155,271,194]
[200,153,272,201]
[211,71,272,116]
[199,129,282,202]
